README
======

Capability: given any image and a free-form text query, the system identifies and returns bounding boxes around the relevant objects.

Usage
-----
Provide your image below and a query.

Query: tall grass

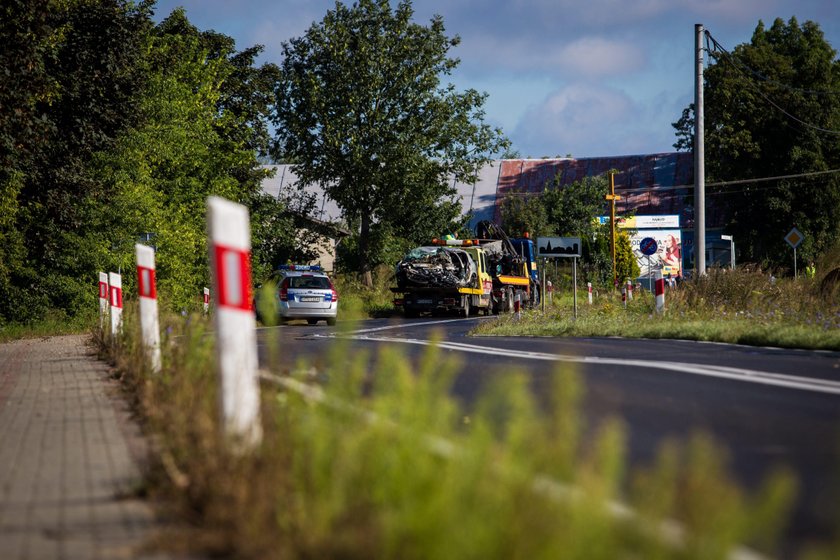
[332,264,397,319]
[476,267,840,350]
[94,306,825,559]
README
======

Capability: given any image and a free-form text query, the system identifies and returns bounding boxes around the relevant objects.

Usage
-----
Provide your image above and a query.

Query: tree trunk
[359,211,373,287]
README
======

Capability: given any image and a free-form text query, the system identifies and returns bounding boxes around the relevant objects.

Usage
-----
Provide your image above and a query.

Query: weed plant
[476,267,840,350]
[332,264,398,318]
[95,306,828,559]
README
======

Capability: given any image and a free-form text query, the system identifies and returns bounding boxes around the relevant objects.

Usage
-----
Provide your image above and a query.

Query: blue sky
[152,0,840,159]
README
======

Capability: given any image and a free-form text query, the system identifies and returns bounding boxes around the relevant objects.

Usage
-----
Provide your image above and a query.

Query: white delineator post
[654,270,666,314]
[587,282,593,305]
[207,196,262,449]
[136,244,162,373]
[622,286,627,308]
[514,290,521,320]
[626,279,633,301]
[203,287,210,314]
[98,272,109,329]
[108,272,123,336]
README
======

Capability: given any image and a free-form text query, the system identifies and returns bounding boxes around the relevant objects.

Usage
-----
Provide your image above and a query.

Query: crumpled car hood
[395,246,477,289]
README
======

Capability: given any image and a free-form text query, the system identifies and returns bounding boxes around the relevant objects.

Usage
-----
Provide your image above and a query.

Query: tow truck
[392,221,537,317]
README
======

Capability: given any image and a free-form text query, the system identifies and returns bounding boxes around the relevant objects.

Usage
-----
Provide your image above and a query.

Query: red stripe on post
[99,281,108,299]
[655,278,665,297]
[137,266,157,299]
[214,244,252,311]
[110,286,123,309]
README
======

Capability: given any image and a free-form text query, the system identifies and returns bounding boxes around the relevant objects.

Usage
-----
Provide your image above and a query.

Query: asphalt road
[256,316,840,554]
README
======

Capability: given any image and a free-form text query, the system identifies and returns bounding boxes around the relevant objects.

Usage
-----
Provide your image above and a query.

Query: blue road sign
[640,237,658,256]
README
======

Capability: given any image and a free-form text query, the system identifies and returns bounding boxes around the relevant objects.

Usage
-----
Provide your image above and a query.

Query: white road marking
[347,334,840,396]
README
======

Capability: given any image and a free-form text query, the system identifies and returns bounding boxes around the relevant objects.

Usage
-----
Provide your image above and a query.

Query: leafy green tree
[673,17,840,267]
[615,229,641,284]
[93,9,305,310]
[273,0,509,284]
[499,193,552,239]
[543,175,609,239]
[0,0,153,322]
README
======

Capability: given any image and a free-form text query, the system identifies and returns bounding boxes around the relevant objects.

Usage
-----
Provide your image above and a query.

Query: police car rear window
[288,276,331,289]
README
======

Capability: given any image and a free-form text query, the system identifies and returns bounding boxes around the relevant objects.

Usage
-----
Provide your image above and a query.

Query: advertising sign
[631,229,682,278]
[598,215,680,229]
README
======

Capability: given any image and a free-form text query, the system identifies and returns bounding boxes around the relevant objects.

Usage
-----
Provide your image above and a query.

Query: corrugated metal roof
[259,153,723,233]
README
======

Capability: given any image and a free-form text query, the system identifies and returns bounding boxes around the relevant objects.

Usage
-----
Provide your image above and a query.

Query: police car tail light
[279,278,289,302]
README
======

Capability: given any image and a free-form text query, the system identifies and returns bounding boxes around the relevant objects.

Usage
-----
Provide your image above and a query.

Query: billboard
[632,229,682,278]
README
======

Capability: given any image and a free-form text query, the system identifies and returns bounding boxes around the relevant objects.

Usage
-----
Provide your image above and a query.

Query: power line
[497,168,840,199]
[704,31,840,136]
[705,31,840,97]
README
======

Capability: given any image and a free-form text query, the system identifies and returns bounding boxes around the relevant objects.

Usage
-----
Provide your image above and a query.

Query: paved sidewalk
[0,335,167,559]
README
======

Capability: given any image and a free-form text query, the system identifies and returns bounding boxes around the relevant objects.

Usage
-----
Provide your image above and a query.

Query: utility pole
[605,170,621,283]
[694,23,706,276]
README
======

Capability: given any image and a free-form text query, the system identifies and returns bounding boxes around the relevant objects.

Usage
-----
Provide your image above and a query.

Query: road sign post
[654,270,665,314]
[136,244,161,373]
[785,228,804,279]
[537,237,581,319]
[639,236,658,292]
[98,272,109,330]
[208,196,262,450]
[108,272,123,336]
[721,234,735,269]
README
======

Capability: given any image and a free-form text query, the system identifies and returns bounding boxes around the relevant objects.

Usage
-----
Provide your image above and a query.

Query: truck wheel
[460,303,470,318]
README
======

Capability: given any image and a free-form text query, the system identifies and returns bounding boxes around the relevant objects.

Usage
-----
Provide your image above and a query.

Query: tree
[499,193,552,239]
[0,0,153,322]
[273,0,508,284]
[673,17,840,267]
[615,229,641,284]
[92,8,303,310]
[543,175,610,239]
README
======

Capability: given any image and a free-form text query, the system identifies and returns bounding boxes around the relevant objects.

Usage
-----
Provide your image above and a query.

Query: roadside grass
[332,265,398,319]
[94,307,832,560]
[474,268,840,351]
[0,309,95,342]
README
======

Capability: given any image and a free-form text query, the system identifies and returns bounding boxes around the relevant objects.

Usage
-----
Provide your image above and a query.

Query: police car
[259,265,338,325]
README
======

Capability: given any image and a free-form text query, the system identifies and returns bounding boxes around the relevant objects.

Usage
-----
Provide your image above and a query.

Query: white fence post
[655,270,665,314]
[98,272,109,330]
[108,272,123,336]
[207,196,262,449]
[203,287,210,314]
[514,290,521,320]
[135,244,162,373]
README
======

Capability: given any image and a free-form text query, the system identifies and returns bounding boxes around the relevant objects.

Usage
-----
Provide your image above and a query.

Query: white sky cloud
[154,0,840,158]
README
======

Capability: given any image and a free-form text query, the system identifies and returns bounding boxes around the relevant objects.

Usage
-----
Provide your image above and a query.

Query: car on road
[256,265,338,325]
